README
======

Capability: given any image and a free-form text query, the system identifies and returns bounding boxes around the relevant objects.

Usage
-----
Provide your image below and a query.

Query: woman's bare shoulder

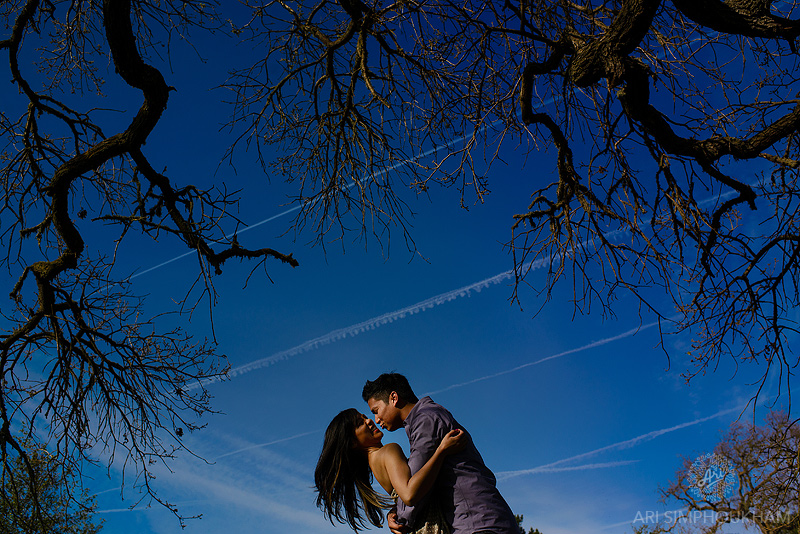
[370,443,408,492]
[381,442,406,457]
[373,442,407,467]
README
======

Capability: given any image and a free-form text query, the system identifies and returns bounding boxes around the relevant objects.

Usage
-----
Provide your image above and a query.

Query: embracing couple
[315,373,518,534]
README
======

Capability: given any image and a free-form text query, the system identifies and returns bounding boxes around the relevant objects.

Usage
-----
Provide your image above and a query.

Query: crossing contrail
[495,406,741,480]
[210,319,662,459]
[524,460,640,474]
[425,319,660,396]
[214,430,320,460]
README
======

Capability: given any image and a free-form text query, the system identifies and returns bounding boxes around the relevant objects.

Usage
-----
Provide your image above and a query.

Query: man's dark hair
[361,373,419,404]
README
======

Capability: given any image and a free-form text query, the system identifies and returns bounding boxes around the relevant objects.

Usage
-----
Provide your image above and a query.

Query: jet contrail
[495,406,741,480]
[131,118,510,280]
[187,254,560,390]
[425,319,661,396]
[524,460,639,474]
[214,430,320,460]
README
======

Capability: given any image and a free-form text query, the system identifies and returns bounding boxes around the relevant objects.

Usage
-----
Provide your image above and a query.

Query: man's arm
[395,412,448,527]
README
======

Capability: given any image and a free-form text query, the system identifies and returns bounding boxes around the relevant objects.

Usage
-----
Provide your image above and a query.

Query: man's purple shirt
[395,396,518,534]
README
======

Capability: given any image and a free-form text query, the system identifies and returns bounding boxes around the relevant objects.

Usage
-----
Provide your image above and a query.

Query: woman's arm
[382,429,465,506]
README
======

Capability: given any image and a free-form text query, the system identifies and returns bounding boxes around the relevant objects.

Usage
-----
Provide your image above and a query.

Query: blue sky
[87,157,791,534]
[87,102,794,533]
[3,10,798,534]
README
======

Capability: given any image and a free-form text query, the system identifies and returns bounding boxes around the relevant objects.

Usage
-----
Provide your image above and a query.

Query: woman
[314,408,464,532]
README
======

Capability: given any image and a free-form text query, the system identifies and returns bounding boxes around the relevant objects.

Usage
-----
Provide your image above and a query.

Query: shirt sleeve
[395,412,448,528]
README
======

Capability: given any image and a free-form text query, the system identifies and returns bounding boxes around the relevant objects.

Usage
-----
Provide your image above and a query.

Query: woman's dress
[390,490,450,534]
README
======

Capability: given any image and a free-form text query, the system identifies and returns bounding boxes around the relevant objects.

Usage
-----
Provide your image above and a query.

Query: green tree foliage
[1,440,102,534]
[515,513,543,534]
[635,411,799,534]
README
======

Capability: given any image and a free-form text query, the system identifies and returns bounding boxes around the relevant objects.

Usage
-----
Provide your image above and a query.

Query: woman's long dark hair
[314,408,392,531]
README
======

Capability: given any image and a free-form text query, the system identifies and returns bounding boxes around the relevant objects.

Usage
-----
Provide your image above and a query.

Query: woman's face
[353,413,384,450]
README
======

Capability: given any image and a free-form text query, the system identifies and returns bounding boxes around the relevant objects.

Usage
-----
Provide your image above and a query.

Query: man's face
[367,394,403,432]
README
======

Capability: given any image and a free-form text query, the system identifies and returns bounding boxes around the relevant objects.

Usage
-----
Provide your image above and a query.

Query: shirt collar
[403,396,433,430]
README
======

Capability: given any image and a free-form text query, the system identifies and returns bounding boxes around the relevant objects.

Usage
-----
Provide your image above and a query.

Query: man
[362,373,518,534]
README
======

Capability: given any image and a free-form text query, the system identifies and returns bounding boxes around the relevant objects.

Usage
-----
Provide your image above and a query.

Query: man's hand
[387,509,410,534]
